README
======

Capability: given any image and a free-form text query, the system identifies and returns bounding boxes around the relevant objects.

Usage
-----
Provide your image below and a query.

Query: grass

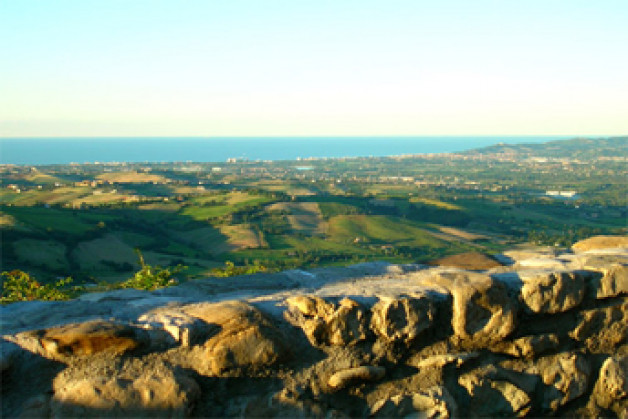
[13,239,69,271]
[327,215,449,248]
[1,206,118,235]
[182,192,274,221]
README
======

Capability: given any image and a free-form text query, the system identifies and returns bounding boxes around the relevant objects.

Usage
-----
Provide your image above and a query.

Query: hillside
[466,136,628,159]
[1,236,627,417]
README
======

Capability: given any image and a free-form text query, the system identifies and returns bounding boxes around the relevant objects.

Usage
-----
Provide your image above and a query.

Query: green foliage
[116,249,186,291]
[211,261,267,277]
[1,270,76,304]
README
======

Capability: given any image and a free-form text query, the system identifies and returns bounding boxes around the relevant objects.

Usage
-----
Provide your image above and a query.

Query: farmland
[1,137,626,285]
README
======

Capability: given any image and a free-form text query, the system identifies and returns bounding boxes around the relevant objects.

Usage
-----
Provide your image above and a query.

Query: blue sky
[1,0,627,136]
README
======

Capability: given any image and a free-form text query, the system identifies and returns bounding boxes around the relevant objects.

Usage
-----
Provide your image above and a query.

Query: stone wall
[1,236,627,417]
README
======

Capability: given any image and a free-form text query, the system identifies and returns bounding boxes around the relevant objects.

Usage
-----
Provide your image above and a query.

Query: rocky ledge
[1,235,627,418]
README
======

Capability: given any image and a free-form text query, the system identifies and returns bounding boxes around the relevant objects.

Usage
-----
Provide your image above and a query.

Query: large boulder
[51,361,199,417]
[583,263,628,299]
[570,301,628,353]
[519,270,585,314]
[592,355,628,416]
[370,295,434,344]
[537,352,591,411]
[285,296,369,347]
[8,320,146,361]
[458,374,531,417]
[184,301,289,374]
[427,271,517,345]
[572,235,628,252]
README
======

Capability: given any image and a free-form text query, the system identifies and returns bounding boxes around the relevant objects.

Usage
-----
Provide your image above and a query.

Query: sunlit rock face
[1,236,627,418]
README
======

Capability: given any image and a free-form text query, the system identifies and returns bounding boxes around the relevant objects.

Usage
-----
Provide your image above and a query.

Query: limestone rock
[572,235,628,252]
[538,352,590,410]
[184,301,288,374]
[51,362,199,417]
[416,351,479,369]
[520,270,585,314]
[494,333,560,358]
[584,263,628,299]
[593,355,628,415]
[11,320,146,360]
[458,374,531,417]
[371,386,457,418]
[0,339,21,374]
[570,301,628,353]
[136,308,216,347]
[429,271,518,344]
[370,295,434,344]
[285,295,369,347]
[327,365,385,390]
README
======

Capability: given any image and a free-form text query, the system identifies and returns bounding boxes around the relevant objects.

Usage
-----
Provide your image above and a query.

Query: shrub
[1,270,75,304]
[116,249,186,291]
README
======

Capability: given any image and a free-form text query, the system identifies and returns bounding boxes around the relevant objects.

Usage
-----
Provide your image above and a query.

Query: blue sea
[0,136,568,165]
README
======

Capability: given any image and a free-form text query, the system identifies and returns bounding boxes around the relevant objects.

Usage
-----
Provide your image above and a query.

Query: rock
[584,263,628,299]
[572,235,628,252]
[416,351,479,369]
[458,374,531,417]
[494,334,560,358]
[371,386,457,418]
[428,271,518,344]
[19,394,50,418]
[593,355,628,415]
[538,352,590,410]
[327,365,385,390]
[428,252,503,270]
[136,307,216,347]
[370,295,434,344]
[285,296,369,347]
[1,339,21,374]
[51,361,199,417]
[11,320,146,360]
[184,301,288,374]
[519,270,585,314]
[570,301,628,353]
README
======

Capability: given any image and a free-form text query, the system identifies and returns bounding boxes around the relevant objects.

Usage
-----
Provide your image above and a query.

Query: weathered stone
[327,298,370,346]
[285,295,369,346]
[1,339,21,374]
[371,386,457,418]
[572,235,628,252]
[19,394,50,418]
[539,352,590,410]
[11,320,146,360]
[519,270,585,313]
[327,365,385,390]
[51,362,199,417]
[458,374,531,417]
[570,301,628,353]
[593,355,628,415]
[184,301,288,374]
[429,271,517,344]
[136,308,216,347]
[370,295,434,344]
[494,333,560,358]
[584,263,628,299]
[416,351,479,369]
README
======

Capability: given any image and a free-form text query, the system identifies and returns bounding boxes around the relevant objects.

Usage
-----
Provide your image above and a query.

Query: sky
[1,0,627,137]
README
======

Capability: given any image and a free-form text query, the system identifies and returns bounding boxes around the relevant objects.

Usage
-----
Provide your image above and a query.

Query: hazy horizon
[1,0,627,137]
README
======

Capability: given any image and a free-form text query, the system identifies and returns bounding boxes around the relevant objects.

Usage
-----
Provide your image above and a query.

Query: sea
[0,136,569,165]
